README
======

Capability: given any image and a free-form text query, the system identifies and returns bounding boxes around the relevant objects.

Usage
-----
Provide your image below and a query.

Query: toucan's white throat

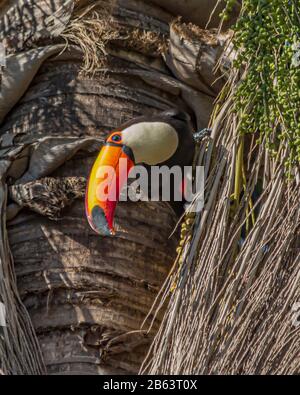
[122,122,179,165]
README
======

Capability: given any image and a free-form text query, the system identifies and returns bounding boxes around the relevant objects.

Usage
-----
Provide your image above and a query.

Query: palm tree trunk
[0,0,220,374]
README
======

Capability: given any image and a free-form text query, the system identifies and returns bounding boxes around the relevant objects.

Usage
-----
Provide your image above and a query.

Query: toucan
[85,109,195,236]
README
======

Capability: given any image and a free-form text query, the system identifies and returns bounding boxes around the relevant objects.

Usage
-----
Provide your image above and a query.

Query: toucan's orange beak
[85,141,134,236]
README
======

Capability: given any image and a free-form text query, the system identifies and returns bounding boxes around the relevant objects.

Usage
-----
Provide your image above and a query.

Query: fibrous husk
[9,176,86,219]
[60,1,119,73]
[0,45,65,124]
[166,18,233,96]
[61,0,169,74]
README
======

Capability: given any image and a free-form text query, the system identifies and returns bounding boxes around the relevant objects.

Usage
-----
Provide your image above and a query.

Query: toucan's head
[85,109,195,236]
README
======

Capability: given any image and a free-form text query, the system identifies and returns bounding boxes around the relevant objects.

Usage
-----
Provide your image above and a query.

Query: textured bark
[2,53,181,374]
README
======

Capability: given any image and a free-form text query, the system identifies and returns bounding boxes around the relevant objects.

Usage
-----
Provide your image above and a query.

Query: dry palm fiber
[61,0,169,74]
[141,1,300,374]
[0,146,46,375]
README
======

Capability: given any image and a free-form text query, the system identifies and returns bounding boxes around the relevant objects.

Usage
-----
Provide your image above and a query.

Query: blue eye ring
[111,134,122,142]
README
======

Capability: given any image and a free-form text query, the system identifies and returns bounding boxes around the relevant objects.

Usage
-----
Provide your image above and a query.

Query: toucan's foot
[194,128,211,143]
[91,206,113,236]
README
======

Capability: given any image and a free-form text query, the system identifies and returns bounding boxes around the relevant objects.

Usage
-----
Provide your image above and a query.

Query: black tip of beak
[122,145,135,163]
[91,206,112,236]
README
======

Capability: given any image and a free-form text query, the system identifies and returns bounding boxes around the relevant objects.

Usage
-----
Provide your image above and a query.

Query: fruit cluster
[223,0,300,169]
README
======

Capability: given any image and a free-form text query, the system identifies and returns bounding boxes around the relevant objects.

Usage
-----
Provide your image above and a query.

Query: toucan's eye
[111,134,122,142]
